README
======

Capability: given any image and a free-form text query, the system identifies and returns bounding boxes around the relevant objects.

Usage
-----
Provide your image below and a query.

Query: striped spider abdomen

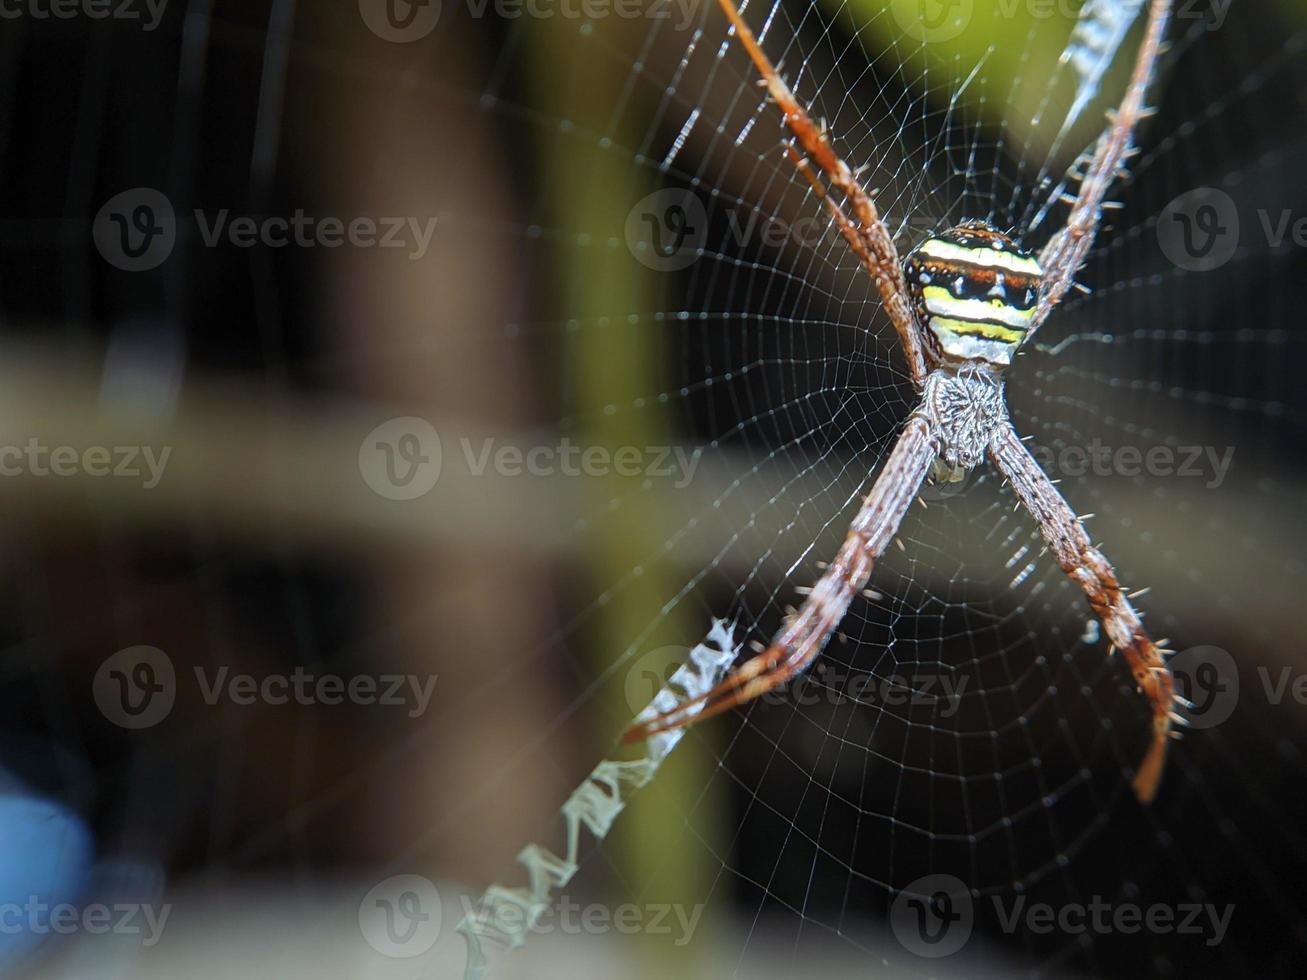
[905,222,1043,367]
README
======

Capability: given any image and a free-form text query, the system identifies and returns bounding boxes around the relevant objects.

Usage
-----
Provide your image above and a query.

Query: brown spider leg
[1033,0,1173,335]
[623,415,938,744]
[783,144,924,357]
[717,0,929,389]
[988,423,1176,804]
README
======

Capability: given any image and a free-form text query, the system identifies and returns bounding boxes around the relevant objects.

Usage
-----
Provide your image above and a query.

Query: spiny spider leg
[623,416,937,743]
[1033,0,1173,335]
[988,423,1176,803]
[717,0,928,388]
[782,143,927,367]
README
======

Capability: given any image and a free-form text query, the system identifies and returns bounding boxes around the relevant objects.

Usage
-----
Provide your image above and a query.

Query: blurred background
[0,0,1305,977]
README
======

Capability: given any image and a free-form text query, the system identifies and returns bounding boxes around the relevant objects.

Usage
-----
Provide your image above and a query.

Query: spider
[625,0,1180,803]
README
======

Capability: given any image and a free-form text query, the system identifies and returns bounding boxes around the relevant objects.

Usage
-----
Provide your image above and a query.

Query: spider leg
[717,0,929,389]
[624,415,938,743]
[1032,0,1173,336]
[988,422,1176,804]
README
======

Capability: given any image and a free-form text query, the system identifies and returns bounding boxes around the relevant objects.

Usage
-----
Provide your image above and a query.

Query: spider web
[446,1,1307,976]
[1,0,1306,978]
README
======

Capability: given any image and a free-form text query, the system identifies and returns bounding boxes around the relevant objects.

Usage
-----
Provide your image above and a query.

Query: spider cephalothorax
[904,221,1043,369]
[919,364,1006,473]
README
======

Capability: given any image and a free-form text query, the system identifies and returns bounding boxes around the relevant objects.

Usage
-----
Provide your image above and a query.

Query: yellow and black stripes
[904,222,1043,366]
